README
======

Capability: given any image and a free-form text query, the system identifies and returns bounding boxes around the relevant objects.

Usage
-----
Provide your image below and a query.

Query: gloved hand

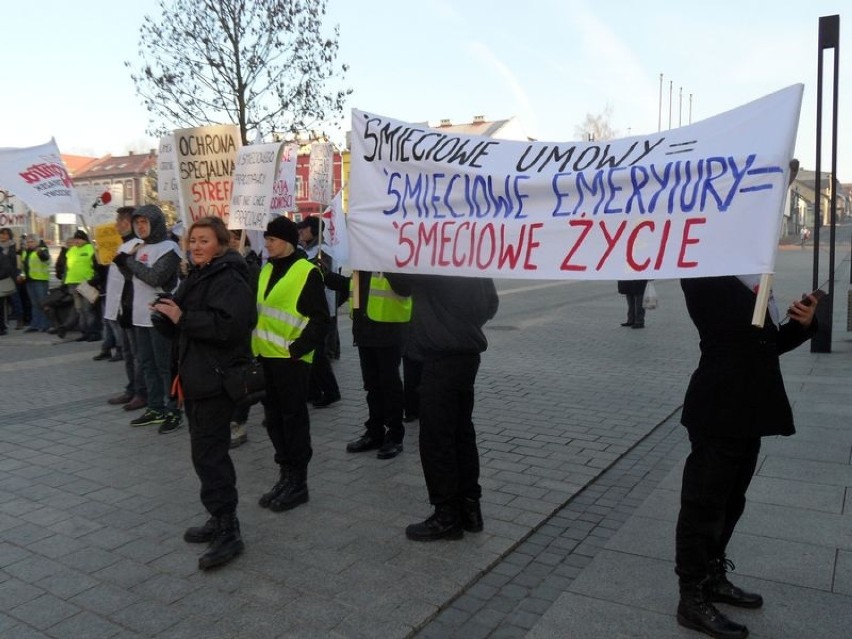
[112,252,129,268]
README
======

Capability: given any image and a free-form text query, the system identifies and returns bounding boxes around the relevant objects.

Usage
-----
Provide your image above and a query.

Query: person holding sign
[253,216,329,513]
[675,275,819,639]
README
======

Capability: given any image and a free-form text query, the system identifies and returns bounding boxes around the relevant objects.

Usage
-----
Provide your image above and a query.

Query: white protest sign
[0,189,29,229]
[229,142,283,231]
[308,142,333,206]
[269,143,298,216]
[320,190,349,265]
[77,183,124,227]
[157,134,179,203]
[0,139,82,217]
[349,85,803,280]
[174,124,241,226]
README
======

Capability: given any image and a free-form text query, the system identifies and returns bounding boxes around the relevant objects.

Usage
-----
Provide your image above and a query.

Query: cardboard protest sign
[174,124,241,226]
[349,85,803,280]
[0,189,28,230]
[229,142,283,231]
[269,143,298,217]
[309,142,333,206]
[158,135,180,203]
[0,139,81,217]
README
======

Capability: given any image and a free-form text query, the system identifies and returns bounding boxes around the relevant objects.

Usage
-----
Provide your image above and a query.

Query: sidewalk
[0,243,849,638]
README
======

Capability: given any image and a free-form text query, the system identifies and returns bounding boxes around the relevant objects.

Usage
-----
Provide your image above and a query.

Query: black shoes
[197,513,244,570]
[620,321,634,327]
[706,558,763,609]
[107,393,133,405]
[677,593,748,639]
[269,468,309,512]
[461,497,483,532]
[632,323,645,329]
[258,472,290,508]
[377,440,403,460]
[406,504,463,542]
[158,412,183,434]
[312,393,341,408]
[346,433,382,453]
[184,516,219,543]
[92,351,111,361]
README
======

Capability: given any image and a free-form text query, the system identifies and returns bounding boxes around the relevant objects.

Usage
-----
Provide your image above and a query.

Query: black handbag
[221,358,266,405]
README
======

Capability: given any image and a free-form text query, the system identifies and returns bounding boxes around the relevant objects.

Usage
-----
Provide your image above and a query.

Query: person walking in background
[674,276,818,639]
[113,205,183,433]
[385,273,499,541]
[617,279,648,329]
[253,216,329,512]
[150,216,256,570]
[20,235,51,333]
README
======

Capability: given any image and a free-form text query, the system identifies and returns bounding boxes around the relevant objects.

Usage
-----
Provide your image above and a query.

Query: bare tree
[574,105,618,142]
[126,0,350,144]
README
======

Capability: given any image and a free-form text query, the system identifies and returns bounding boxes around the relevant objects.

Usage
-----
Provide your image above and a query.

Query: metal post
[811,14,840,353]
[668,80,673,129]
[658,73,663,132]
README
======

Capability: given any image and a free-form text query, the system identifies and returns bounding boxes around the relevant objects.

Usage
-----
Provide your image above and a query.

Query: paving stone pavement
[0,240,849,638]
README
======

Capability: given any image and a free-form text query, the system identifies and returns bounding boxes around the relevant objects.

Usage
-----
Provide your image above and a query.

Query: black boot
[460,497,483,532]
[406,502,463,541]
[269,467,309,512]
[706,558,763,608]
[258,468,290,508]
[677,581,749,639]
[183,515,218,543]
[198,513,244,570]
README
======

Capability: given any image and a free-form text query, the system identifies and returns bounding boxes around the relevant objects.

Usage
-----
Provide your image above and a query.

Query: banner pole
[751,273,773,327]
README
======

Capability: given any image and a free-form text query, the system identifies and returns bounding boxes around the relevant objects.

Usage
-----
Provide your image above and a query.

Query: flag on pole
[0,139,81,217]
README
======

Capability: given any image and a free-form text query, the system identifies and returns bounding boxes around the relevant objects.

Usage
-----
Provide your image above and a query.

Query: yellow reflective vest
[351,273,412,323]
[64,244,95,284]
[25,250,50,281]
[252,259,316,363]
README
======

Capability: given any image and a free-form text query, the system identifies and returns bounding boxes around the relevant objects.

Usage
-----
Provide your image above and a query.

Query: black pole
[811,14,840,353]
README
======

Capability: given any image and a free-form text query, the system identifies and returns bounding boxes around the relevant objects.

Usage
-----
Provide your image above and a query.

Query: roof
[61,154,99,176]
[74,151,158,180]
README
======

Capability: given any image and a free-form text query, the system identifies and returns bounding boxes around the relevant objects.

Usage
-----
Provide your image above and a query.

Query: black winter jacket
[384,274,498,361]
[171,250,256,400]
[681,276,816,438]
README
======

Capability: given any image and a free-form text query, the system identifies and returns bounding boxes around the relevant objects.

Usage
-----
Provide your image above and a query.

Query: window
[125,180,134,203]
[296,176,307,200]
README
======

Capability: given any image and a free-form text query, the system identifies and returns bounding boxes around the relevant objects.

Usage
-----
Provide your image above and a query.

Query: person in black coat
[150,216,256,571]
[675,275,819,638]
[617,279,648,328]
[385,273,499,541]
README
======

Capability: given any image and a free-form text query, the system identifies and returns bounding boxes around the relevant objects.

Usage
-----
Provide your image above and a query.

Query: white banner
[174,124,241,226]
[0,189,29,229]
[229,142,284,231]
[0,139,82,218]
[77,184,124,228]
[349,85,803,280]
[269,143,298,217]
[320,190,348,264]
[157,134,180,203]
[309,142,333,206]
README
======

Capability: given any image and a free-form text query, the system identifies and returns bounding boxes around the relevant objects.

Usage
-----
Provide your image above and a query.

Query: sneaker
[230,421,247,449]
[129,409,166,427]
[158,412,183,434]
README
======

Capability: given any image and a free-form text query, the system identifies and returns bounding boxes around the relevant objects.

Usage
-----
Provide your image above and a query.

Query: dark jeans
[186,394,238,517]
[121,323,146,398]
[625,292,646,325]
[68,284,98,338]
[675,432,761,588]
[26,280,49,330]
[358,344,404,442]
[308,349,340,401]
[261,358,312,471]
[419,353,482,507]
[135,326,176,414]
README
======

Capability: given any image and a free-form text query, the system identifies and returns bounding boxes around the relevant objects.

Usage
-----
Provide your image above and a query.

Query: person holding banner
[384,273,498,541]
[323,268,411,460]
[253,216,329,513]
[675,276,819,639]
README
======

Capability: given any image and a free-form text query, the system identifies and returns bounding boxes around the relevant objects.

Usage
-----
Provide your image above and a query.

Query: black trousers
[675,432,761,588]
[186,394,238,517]
[419,353,482,506]
[357,344,404,442]
[309,349,340,401]
[403,355,422,419]
[261,358,312,471]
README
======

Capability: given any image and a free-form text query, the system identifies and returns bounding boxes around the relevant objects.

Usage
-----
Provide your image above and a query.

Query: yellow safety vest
[351,273,412,323]
[252,259,316,363]
[25,250,50,281]
[65,244,95,284]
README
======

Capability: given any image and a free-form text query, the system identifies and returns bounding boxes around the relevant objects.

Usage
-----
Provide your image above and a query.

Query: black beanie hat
[73,230,89,242]
[264,216,299,247]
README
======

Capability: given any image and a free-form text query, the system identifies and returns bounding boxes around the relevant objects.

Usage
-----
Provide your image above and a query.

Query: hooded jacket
[171,250,257,400]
